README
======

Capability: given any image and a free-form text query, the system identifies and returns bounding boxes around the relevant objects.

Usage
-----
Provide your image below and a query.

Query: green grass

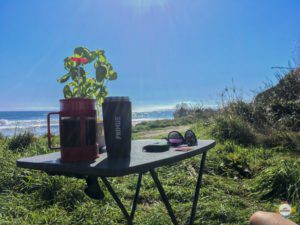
[0,121,300,224]
[133,116,195,133]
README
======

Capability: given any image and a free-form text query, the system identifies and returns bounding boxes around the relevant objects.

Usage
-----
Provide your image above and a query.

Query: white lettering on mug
[115,116,121,140]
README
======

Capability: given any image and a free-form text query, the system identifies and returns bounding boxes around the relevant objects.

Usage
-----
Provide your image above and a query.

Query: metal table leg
[100,152,207,225]
[150,169,179,225]
[189,151,207,225]
[101,177,133,225]
[130,173,143,220]
[101,173,143,225]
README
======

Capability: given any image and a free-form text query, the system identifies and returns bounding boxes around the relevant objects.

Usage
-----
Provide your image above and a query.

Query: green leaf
[107,63,113,71]
[63,85,72,98]
[89,51,98,62]
[64,57,73,70]
[87,78,96,86]
[98,98,104,106]
[70,68,78,81]
[73,86,78,96]
[57,73,70,83]
[93,82,102,91]
[108,71,118,80]
[99,55,107,63]
[74,47,90,57]
[98,86,108,98]
[80,86,86,97]
[96,65,107,82]
[69,81,77,87]
[94,50,105,57]
[74,53,81,58]
[82,75,87,83]
[80,67,86,76]
[94,61,99,69]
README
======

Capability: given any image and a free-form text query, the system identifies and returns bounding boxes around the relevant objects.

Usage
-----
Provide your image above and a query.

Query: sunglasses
[167,130,198,147]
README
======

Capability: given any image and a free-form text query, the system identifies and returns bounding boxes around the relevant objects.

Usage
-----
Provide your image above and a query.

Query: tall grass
[8,132,35,152]
[252,160,300,203]
[0,133,285,224]
[210,116,255,146]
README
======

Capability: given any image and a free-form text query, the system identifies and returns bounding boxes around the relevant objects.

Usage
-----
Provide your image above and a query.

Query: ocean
[0,110,174,136]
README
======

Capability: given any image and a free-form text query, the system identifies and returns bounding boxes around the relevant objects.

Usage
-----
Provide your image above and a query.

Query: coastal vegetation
[0,69,299,224]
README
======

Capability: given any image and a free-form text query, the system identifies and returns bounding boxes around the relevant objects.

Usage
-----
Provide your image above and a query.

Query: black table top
[17,139,215,177]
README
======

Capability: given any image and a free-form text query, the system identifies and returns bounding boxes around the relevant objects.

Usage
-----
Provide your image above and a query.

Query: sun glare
[122,0,169,13]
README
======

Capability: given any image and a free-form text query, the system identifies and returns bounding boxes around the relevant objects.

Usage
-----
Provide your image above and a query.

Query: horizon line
[0,102,218,113]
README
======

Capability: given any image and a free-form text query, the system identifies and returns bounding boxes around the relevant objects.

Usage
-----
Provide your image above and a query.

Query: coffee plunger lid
[104,96,130,102]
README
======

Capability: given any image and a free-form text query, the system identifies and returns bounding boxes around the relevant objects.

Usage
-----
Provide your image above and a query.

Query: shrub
[254,70,300,131]
[212,142,252,178]
[0,132,5,140]
[223,100,254,123]
[173,103,191,118]
[252,160,300,203]
[255,131,300,151]
[173,102,217,119]
[252,105,269,129]
[210,116,256,146]
[8,132,35,151]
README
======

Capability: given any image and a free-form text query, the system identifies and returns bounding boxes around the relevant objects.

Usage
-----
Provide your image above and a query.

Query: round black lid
[104,96,130,102]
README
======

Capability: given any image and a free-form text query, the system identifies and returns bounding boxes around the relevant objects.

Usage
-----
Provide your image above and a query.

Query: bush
[209,142,252,178]
[252,160,300,203]
[254,70,300,131]
[173,102,217,119]
[8,132,35,151]
[0,132,5,140]
[255,131,300,151]
[210,116,256,146]
[223,101,254,123]
[218,70,300,132]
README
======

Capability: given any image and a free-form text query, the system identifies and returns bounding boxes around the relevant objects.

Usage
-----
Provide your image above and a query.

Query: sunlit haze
[0,0,299,111]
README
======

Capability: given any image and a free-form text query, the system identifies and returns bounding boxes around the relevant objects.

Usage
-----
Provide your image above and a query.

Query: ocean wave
[0,119,10,126]
[0,110,174,136]
[0,119,59,130]
[0,117,166,130]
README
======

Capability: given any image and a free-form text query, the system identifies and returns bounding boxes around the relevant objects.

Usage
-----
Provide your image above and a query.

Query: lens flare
[122,0,169,13]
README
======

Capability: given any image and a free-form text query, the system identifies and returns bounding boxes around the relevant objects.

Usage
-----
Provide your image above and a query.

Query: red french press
[47,98,99,162]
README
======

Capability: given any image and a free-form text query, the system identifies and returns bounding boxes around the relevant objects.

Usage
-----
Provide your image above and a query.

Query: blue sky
[0,0,299,111]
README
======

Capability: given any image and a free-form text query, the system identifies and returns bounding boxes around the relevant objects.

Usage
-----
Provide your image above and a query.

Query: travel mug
[102,97,132,159]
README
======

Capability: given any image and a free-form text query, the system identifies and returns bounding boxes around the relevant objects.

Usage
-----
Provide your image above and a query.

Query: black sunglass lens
[185,130,197,146]
[169,131,181,139]
[168,131,184,146]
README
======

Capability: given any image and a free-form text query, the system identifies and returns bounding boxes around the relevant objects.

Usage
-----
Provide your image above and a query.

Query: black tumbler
[102,97,132,159]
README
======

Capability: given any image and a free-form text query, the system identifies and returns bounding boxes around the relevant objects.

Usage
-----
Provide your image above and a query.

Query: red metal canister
[47,98,99,162]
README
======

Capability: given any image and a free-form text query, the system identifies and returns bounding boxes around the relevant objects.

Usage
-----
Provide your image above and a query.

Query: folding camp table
[17,139,215,225]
